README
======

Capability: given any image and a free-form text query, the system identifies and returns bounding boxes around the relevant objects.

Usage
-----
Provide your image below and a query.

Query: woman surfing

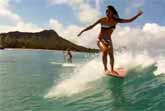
[78,5,143,74]
[66,48,72,63]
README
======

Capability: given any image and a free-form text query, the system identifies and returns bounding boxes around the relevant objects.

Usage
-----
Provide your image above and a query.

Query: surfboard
[105,68,128,78]
[62,63,76,67]
[51,62,63,65]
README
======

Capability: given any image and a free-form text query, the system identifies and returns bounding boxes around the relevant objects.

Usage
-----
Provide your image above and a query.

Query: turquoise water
[0,49,165,111]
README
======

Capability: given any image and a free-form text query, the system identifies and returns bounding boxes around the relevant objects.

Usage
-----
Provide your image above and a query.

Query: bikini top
[101,24,116,30]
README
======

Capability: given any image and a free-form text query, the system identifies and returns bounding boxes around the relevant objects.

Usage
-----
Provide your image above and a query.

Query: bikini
[101,24,116,30]
[99,24,116,47]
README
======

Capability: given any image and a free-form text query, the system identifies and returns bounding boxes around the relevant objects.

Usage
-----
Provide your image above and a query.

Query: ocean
[0,49,165,111]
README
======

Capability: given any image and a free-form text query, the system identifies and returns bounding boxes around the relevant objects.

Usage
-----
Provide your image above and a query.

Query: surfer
[66,48,72,63]
[78,5,143,74]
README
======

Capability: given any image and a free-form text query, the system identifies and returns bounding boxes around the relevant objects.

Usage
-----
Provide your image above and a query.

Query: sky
[0,0,165,28]
[0,0,165,51]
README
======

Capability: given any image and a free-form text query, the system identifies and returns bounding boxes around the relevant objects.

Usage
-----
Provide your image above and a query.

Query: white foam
[115,51,155,68]
[154,56,165,76]
[45,51,165,98]
[45,57,104,98]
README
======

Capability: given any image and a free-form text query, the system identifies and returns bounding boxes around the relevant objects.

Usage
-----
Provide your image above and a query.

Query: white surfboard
[62,63,76,67]
[51,62,63,65]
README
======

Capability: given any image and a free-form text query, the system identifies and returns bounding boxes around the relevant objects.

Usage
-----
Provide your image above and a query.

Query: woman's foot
[104,67,108,72]
[104,69,110,74]
[111,70,119,75]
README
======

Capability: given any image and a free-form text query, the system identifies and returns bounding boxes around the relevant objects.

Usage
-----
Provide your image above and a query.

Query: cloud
[0,0,43,33]
[0,0,22,25]
[49,19,64,33]
[49,0,100,24]
[49,18,83,43]
[112,23,165,55]
[0,22,43,33]
[143,23,165,37]
[0,9,22,25]
[49,17,165,55]
[95,0,102,10]
[49,18,100,47]
[78,4,100,23]
[49,0,83,6]
[0,0,9,8]
[49,0,66,4]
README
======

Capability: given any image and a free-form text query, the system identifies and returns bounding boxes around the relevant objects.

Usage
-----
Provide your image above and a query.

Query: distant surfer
[78,5,143,74]
[66,48,72,63]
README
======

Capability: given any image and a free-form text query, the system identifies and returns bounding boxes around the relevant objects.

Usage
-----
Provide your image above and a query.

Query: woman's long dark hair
[106,5,119,19]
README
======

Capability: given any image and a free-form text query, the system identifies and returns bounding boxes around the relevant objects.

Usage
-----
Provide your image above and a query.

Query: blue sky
[1,0,165,28]
[9,0,77,26]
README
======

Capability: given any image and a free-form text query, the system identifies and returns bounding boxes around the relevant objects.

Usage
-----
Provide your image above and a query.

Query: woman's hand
[77,19,101,37]
[77,31,83,37]
[137,10,143,17]
[117,10,143,23]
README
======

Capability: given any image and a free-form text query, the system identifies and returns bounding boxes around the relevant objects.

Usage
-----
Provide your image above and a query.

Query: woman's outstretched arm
[117,10,143,23]
[77,19,101,37]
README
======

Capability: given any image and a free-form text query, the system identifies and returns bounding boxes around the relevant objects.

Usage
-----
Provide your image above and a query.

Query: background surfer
[78,5,143,74]
[66,48,72,63]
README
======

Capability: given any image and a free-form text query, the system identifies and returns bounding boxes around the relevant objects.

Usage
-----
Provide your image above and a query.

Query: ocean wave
[45,51,165,98]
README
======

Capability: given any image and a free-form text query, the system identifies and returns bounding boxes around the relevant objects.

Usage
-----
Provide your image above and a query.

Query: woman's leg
[108,49,114,71]
[108,47,119,74]
[98,41,108,71]
[102,51,108,71]
[69,57,72,63]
